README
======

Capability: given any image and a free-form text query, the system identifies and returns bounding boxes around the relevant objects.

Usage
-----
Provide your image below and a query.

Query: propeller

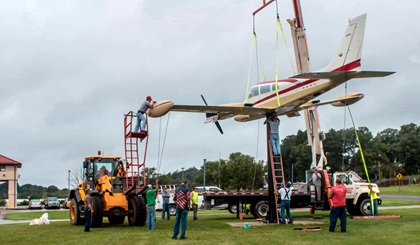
[201,94,224,134]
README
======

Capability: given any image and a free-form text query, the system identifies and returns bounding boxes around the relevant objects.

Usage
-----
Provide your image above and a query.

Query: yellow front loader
[68,152,147,227]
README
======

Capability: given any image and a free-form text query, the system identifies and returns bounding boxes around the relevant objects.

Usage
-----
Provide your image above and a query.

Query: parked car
[44,197,60,209]
[28,199,43,209]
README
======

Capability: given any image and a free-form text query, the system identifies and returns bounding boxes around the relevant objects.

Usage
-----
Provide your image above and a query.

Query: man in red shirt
[328,177,347,232]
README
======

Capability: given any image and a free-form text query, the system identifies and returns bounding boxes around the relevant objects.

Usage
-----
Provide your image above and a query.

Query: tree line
[282,122,420,182]
[0,183,69,199]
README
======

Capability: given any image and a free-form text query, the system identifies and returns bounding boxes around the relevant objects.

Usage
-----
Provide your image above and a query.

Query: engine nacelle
[331,93,364,107]
[148,100,174,118]
[234,114,263,122]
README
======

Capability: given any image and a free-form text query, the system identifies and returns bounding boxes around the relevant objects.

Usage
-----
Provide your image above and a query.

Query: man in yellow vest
[190,187,199,221]
[368,184,378,216]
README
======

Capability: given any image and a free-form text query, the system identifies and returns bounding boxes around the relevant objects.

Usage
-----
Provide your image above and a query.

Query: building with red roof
[0,154,22,208]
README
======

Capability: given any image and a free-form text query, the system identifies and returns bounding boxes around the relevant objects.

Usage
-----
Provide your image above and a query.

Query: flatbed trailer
[204,170,381,219]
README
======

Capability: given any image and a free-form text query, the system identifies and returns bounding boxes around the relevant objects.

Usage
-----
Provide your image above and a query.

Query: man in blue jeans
[134,96,154,132]
[279,182,293,224]
[328,178,347,232]
[146,180,158,230]
[172,180,190,240]
[162,188,171,220]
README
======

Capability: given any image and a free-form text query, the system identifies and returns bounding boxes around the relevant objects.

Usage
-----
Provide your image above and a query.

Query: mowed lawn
[2,208,419,245]
[379,184,420,196]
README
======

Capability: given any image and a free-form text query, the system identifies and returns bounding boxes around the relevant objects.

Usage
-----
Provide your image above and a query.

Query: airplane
[147,14,394,133]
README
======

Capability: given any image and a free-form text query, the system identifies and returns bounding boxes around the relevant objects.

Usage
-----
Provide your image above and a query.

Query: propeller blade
[201,94,223,134]
[201,94,208,106]
[215,121,224,134]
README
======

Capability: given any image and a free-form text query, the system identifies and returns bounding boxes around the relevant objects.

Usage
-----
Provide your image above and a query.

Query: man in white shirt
[278,182,293,224]
[309,168,322,201]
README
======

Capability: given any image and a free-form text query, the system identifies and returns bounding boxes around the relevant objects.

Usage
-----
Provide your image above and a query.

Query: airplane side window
[260,85,270,94]
[250,87,259,97]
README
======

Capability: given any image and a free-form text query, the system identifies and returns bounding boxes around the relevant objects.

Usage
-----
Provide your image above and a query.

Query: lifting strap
[156,112,171,175]
[347,105,376,214]
[245,32,257,104]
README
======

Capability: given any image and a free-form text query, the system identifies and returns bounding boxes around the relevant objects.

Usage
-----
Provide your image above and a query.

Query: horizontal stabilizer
[292,71,394,80]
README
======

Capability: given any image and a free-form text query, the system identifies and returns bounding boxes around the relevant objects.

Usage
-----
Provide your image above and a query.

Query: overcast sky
[1,0,418,189]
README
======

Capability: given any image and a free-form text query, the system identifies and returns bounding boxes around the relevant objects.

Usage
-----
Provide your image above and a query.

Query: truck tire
[128,196,147,226]
[357,198,371,216]
[169,205,176,216]
[228,204,237,214]
[91,196,104,227]
[69,198,84,225]
[253,200,269,219]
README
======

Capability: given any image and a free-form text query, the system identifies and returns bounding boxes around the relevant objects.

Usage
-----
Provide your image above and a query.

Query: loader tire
[91,196,104,227]
[70,198,84,225]
[128,196,147,226]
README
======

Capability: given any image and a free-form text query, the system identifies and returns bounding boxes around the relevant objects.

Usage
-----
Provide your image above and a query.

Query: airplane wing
[292,70,395,79]
[149,93,365,122]
[171,104,275,120]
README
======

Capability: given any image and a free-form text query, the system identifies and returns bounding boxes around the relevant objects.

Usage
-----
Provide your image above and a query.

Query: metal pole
[203,159,207,188]
[219,152,221,188]
[291,164,294,183]
[68,170,71,190]
[181,167,185,180]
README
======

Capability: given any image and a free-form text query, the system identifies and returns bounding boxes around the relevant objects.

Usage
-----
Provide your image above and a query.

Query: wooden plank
[293,226,320,230]
[351,215,402,219]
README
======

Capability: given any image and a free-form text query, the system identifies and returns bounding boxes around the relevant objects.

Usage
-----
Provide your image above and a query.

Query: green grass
[1,208,419,245]
[380,199,420,206]
[379,185,420,196]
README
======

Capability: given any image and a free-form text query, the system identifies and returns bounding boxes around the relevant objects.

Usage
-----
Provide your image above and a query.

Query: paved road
[381,195,420,201]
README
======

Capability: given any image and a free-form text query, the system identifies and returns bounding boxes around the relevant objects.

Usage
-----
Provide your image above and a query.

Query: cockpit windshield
[248,84,275,99]
[248,86,260,99]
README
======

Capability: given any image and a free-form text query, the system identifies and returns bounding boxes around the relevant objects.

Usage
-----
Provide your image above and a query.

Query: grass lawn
[1,208,419,245]
[379,184,420,196]
[380,199,420,206]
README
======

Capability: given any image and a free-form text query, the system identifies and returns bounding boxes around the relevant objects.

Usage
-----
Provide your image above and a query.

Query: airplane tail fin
[322,14,367,72]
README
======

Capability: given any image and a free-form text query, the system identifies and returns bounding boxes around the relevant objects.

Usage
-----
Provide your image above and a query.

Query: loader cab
[83,155,121,183]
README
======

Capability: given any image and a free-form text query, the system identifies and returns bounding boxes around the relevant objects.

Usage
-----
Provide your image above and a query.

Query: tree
[47,185,59,193]
[222,152,265,190]
[396,123,420,175]
[194,160,226,188]
[71,167,84,188]
[281,130,309,182]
